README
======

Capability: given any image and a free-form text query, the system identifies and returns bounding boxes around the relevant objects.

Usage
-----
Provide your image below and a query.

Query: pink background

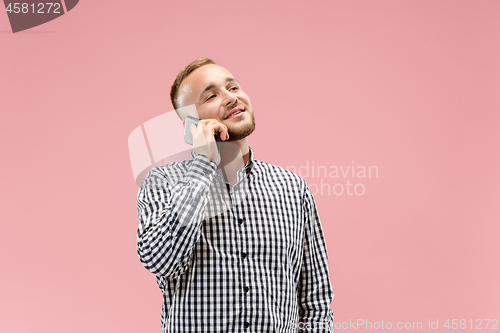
[1,1,499,332]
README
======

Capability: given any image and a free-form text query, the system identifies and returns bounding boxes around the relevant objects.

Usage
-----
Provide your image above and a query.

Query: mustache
[225,101,240,112]
[223,102,244,117]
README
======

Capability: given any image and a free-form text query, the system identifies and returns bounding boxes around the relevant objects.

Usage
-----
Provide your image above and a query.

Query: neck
[217,138,250,185]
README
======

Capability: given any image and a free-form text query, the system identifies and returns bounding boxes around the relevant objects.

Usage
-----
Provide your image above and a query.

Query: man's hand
[190,119,229,165]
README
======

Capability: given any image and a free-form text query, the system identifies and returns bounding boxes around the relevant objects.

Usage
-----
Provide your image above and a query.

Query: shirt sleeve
[136,154,217,278]
[298,182,335,332]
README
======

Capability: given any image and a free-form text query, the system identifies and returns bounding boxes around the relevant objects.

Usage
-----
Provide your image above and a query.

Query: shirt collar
[245,146,256,174]
[190,146,257,175]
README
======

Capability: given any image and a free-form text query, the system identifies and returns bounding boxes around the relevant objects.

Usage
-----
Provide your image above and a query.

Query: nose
[223,90,238,107]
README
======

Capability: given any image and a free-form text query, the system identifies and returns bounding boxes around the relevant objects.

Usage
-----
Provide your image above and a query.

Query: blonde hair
[170,58,216,110]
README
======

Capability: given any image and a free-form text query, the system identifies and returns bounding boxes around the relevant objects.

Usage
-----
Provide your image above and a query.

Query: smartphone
[184,116,222,145]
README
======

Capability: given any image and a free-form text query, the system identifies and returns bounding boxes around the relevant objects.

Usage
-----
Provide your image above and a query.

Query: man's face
[178,64,255,141]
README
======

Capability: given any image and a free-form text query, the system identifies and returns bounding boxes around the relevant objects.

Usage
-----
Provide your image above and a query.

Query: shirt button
[244,286,250,293]
[244,322,251,328]
[238,218,244,225]
[241,252,247,259]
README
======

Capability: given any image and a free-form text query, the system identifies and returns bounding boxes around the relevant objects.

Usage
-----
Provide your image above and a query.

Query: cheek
[240,93,251,107]
[197,106,218,120]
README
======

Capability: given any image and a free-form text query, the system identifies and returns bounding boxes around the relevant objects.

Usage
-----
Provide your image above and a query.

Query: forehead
[179,65,235,96]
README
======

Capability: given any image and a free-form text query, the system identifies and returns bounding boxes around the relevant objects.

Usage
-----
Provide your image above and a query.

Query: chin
[228,123,256,141]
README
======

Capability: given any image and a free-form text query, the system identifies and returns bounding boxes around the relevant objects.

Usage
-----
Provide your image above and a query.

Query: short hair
[170,58,216,112]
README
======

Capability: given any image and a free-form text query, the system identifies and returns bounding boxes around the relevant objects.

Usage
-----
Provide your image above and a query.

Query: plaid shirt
[136,147,334,332]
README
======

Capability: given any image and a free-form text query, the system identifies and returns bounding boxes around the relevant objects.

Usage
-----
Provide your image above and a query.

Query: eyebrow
[199,77,239,100]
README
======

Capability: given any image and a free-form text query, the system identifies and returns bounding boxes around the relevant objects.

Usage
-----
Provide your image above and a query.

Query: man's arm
[136,154,216,278]
[298,183,334,332]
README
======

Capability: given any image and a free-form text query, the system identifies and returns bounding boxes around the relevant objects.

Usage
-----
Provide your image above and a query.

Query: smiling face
[177,64,255,141]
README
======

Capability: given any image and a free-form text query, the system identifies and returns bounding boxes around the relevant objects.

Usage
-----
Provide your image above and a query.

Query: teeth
[228,111,242,118]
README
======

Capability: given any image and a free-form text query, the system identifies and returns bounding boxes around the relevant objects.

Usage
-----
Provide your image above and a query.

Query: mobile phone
[184,116,222,145]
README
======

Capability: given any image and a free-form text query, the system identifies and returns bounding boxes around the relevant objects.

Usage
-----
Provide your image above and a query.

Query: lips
[224,106,245,119]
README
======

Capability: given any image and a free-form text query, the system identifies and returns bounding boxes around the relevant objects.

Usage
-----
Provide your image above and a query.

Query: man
[136,58,334,332]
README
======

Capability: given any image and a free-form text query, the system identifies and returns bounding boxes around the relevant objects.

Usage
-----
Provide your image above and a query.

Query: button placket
[235,211,252,331]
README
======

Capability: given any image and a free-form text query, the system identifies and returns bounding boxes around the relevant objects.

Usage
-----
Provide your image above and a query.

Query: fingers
[212,121,229,141]
[198,119,228,142]
[190,123,197,138]
[190,119,227,164]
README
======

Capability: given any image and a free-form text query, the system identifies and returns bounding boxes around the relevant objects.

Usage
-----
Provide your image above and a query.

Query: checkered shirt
[136,147,334,332]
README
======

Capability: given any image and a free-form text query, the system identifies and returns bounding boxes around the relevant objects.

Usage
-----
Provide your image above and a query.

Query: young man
[136,58,334,332]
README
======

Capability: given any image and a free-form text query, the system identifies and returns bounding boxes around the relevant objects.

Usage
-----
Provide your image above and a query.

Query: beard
[226,112,256,141]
